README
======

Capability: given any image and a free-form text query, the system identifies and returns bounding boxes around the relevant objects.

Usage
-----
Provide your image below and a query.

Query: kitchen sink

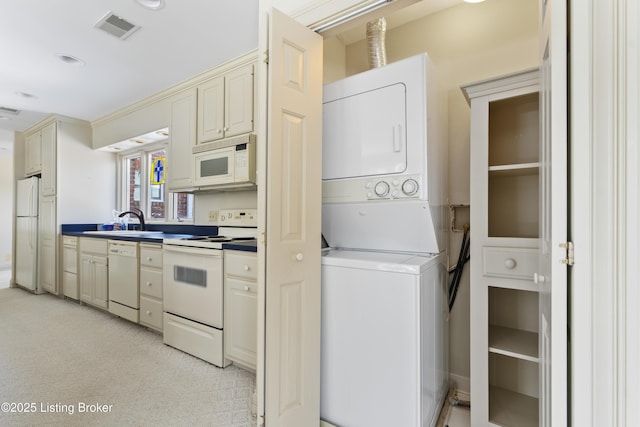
[82,230,164,236]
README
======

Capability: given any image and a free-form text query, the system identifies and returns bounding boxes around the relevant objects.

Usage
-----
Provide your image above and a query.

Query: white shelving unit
[463,68,541,427]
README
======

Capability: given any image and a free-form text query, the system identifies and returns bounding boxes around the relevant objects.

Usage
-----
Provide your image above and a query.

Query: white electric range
[162,208,257,367]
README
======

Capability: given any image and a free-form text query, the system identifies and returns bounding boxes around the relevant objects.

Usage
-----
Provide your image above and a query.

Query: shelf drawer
[224,251,257,280]
[140,267,163,299]
[483,247,537,280]
[140,296,163,330]
[163,312,229,367]
[140,245,162,269]
[79,237,108,255]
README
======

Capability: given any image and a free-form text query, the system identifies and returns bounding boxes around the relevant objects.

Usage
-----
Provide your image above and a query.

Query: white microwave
[193,134,256,190]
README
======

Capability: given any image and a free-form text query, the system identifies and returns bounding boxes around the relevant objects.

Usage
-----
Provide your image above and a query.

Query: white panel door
[538,0,568,425]
[264,7,323,427]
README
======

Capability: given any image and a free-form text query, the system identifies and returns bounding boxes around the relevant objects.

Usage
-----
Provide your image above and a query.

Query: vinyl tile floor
[0,287,255,426]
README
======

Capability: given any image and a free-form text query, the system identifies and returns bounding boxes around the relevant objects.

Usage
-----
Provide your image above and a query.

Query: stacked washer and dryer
[320,53,449,427]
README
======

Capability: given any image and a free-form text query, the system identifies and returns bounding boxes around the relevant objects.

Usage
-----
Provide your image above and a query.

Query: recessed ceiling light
[464,0,486,3]
[135,0,165,11]
[15,92,37,99]
[55,53,85,66]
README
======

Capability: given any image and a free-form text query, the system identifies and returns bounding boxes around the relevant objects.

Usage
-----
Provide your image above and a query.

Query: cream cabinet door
[167,88,196,191]
[225,64,254,137]
[92,256,109,310]
[225,277,257,370]
[263,7,323,427]
[39,195,57,294]
[25,131,41,176]
[197,76,225,143]
[79,254,93,304]
[40,122,57,196]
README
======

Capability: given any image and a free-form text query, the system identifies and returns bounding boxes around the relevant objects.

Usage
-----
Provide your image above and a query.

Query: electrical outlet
[208,210,219,222]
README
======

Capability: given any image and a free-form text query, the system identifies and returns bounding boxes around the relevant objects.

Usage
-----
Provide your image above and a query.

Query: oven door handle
[163,245,222,257]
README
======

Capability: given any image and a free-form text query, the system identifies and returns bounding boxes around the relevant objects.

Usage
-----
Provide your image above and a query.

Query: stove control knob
[374,181,390,197]
[365,182,373,189]
[401,179,419,196]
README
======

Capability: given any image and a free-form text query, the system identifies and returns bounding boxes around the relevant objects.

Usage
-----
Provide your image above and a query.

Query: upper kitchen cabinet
[167,88,197,191]
[40,122,57,196]
[197,63,255,144]
[24,126,44,177]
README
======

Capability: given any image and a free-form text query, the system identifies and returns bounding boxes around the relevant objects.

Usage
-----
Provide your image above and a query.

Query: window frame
[116,142,194,224]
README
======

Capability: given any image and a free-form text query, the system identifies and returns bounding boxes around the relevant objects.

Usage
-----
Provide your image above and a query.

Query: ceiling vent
[0,106,20,115]
[94,12,141,40]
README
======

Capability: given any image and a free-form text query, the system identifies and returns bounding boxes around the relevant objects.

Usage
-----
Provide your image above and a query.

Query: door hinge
[560,241,574,266]
[263,49,269,64]
[258,415,265,426]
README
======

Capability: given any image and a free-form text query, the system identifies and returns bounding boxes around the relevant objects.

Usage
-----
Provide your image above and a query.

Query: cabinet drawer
[140,245,162,268]
[483,247,537,280]
[79,238,108,255]
[140,296,163,330]
[163,312,229,367]
[140,267,163,299]
[62,236,78,247]
[225,252,257,280]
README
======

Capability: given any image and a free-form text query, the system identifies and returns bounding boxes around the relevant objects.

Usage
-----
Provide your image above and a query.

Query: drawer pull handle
[504,258,517,269]
[147,257,152,262]
[244,286,250,291]
[296,253,304,262]
[146,282,152,286]
[243,265,250,271]
[146,310,151,316]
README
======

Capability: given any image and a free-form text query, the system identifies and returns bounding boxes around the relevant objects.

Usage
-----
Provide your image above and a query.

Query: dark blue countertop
[222,240,258,252]
[61,224,257,252]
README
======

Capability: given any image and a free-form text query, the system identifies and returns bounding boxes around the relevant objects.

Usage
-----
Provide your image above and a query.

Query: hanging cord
[448,223,470,312]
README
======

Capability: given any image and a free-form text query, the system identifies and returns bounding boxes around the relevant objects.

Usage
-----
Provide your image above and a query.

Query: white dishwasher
[108,240,139,323]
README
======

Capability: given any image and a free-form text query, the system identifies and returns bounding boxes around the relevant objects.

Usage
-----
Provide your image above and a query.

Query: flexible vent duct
[366,17,387,69]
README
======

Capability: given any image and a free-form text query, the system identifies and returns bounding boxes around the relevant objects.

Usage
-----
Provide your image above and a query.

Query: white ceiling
[0,0,259,136]
[0,0,463,153]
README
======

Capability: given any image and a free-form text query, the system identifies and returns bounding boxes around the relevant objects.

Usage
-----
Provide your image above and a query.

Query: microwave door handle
[393,124,402,152]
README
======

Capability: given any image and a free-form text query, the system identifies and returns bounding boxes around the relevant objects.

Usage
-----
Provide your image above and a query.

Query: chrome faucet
[118,208,146,231]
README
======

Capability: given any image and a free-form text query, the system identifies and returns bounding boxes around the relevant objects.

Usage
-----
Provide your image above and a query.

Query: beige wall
[323,0,539,390]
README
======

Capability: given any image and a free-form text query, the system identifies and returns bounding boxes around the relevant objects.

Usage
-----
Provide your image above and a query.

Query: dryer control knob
[401,179,419,196]
[374,181,390,197]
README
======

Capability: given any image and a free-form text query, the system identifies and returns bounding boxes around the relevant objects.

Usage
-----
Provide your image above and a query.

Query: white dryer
[322,53,448,255]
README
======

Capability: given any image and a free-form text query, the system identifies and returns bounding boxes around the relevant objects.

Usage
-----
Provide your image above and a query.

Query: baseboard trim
[449,373,470,395]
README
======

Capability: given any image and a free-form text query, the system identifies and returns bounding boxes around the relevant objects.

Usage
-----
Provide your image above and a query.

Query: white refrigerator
[15,176,42,293]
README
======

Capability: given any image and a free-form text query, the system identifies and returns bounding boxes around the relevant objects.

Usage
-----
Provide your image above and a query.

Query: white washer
[320,249,449,427]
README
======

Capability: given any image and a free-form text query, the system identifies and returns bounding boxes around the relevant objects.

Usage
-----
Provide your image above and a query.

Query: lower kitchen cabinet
[62,236,78,299]
[139,243,163,331]
[224,250,257,371]
[79,237,109,309]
